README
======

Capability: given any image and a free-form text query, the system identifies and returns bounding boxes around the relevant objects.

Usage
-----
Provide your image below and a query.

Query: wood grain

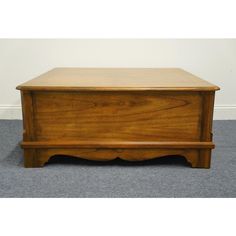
[25,148,203,168]
[21,91,35,141]
[17,68,219,168]
[16,68,220,91]
[21,141,214,149]
[33,91,202,142]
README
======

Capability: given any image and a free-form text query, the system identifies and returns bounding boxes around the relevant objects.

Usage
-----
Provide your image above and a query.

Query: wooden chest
[17,68,219,168]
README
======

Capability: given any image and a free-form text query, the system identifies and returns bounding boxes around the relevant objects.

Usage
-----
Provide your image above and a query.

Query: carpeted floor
[0,120,235,197]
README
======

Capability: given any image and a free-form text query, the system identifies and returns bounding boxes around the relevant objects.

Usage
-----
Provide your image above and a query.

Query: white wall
[0,39,235,119]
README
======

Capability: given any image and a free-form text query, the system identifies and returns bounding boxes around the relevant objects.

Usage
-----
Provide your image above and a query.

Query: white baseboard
[0,105,22,120]
[0,105,236,120]
[213,105,236,120]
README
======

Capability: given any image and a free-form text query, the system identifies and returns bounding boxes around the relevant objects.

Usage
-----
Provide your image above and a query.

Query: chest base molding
[22,147,212,168]
[21,141,214,149]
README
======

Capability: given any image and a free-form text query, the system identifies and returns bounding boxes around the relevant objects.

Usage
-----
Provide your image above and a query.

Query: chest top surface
[16,68,219,91]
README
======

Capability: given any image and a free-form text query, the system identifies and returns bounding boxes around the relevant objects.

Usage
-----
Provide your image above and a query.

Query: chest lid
[16,68,220,91]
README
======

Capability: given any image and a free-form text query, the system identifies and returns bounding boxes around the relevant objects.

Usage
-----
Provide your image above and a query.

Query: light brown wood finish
[17,68,219,91]
[17,68,219,168]
[21,141,214,149]
[25,149,203,168]
[33,91,202,142]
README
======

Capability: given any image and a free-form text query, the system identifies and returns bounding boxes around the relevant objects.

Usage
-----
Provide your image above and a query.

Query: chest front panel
[32,91,203,142]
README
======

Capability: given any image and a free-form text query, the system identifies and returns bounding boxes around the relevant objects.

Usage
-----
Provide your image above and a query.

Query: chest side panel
[32,91,203,141]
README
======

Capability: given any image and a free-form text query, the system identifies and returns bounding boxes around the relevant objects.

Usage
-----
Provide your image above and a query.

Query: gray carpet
[0,120,235,197]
